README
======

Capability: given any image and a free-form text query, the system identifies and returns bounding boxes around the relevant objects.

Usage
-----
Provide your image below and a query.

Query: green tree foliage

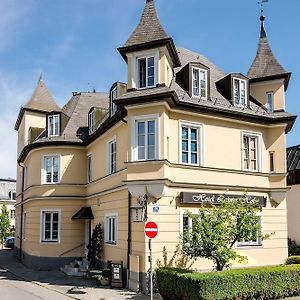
[181,197,271,271]
[87,223,103,268]
[0,204,11,245]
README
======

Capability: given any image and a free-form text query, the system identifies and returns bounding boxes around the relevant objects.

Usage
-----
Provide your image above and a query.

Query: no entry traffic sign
[145,221,158,239]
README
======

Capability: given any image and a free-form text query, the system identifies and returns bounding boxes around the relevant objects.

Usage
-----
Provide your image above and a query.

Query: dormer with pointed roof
[15,77,61,154]
[118,0,180,90]
[248,15,291,112]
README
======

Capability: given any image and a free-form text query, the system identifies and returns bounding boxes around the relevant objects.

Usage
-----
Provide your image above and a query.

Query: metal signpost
[145,221,158,300]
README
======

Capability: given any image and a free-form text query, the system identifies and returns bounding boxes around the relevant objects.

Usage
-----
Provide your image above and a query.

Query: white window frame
[107,138,117,175]
[110,87,118,116]
[47,114,60,137]
[40,209,61,244]
[104,213,118,246]
[132,50,159,90]
[241,131,262,172]
[42,155,61,184]
[131,114,159,162]
[88,110,95,135]
[266,92,274,113]
[192,67,208,100]
[236,213,263,248]
[233,77,247,107]
[87,154,92,183]
[179,121,203,166]
[10,209,16,219]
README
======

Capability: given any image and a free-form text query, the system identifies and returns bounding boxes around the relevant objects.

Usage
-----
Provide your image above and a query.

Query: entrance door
[84,220,91,257]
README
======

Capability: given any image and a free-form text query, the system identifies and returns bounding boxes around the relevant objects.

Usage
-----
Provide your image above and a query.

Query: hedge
[286,256,300,265]
[156,265,300,300]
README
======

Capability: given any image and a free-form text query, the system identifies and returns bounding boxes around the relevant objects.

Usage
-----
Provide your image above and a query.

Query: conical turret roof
[118,0,180,67]
[248,16,290,88]
[23,78,60,112]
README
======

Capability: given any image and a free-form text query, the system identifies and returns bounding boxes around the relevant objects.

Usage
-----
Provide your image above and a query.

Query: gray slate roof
[118,47,293,120]
[123,0,169,48]
[34,92,109,143]
[287,145,300,185]
[247,20,287,79]
[24,79,61,112]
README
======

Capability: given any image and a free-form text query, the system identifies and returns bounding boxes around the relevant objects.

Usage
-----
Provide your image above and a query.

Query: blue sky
[0,0,299,179]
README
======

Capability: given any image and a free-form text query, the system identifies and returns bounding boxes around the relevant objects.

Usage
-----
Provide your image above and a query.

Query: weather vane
[258,0,269,16]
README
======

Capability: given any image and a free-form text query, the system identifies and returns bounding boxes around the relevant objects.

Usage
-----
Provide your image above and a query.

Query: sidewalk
[0,248,161,300]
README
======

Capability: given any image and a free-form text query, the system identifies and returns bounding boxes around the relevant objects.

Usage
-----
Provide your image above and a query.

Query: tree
[0,204,11,246]
[87,223,103,269]
[181,197,271,271]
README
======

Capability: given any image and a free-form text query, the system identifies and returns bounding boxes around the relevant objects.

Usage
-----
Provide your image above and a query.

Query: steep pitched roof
[118,0,180,67]
[24,79,60,112]
[124,0,168,48]
[247,16,290,85]
[14,79,61,130]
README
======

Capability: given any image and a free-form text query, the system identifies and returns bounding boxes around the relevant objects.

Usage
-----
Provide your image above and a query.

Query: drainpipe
[17,161,25,262]
[127,191,132,287]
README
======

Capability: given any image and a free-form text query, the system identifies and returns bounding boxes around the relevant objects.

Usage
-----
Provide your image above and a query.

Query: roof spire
[118,0,181,67]
[38,72,43,83]
[247,6,290,88]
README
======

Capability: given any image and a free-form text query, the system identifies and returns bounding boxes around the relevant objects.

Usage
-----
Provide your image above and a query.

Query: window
[48,115,60,137]
[192,67,207,99]
[180,123,201,165]
[108,139,117,174]
[269,152,275,173]
[88,111,95,135]
[110,87,118,116]
[237,215,262,247]
[41,210,60,243]
[87,154,92,183]
[105,213,118,245]
[138,56,155,88]
[266,92,274,113]
[9,191,16,200]
[43,156,60,184]
[134,117,158,161]
[233,78,247,106]
[10,210,15,219]
[242,133,261,172]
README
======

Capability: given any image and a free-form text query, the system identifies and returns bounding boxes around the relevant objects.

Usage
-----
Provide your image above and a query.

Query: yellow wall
[250,80,286,111]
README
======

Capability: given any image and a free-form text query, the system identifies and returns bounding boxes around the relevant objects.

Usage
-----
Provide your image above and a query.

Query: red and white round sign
[145,221,158,239]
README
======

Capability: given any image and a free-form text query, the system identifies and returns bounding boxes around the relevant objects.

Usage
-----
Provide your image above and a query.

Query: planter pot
[99,276,111,286]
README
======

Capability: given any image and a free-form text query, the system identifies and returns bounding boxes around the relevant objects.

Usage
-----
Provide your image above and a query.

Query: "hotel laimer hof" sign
[180,192,267,207]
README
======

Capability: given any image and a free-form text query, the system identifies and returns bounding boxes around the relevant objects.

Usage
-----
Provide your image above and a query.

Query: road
[0,267,71,300]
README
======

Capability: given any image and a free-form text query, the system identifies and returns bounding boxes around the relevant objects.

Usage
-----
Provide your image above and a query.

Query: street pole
[149,238,153,300]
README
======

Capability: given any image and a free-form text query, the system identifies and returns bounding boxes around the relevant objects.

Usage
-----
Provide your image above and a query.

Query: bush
[286,256,300,265]
[156,265,300,300]
[288,238,300,256]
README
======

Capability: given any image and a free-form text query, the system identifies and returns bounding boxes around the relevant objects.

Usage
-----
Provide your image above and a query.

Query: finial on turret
[258,0,268,38]
[38,72,43,83]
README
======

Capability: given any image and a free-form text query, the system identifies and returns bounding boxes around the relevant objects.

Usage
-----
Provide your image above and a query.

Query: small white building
[287,145,300,244]
[0,178,16,230]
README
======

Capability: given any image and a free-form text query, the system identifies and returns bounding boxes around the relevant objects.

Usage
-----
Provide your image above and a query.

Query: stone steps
[60,257,89,277]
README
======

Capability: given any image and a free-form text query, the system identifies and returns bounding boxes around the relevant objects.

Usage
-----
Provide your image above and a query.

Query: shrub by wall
[156,265,300,300]
[286,256,300,265]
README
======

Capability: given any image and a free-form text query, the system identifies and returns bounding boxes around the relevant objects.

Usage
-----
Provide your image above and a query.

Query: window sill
[41,240,60,244]
[42,182,60,185]
[105,242,117,247]
[236,244,263,249]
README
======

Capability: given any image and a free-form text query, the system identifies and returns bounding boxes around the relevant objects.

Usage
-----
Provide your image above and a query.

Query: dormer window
[192,67,207,99]
[110,87,117,116]
[88,111,95,135]
[266,92,274,113]
[233,78,247,106]
[48,114,60,137]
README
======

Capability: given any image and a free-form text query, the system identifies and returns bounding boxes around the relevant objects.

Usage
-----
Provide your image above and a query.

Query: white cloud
[0,73,33,179]
[0,0,35,52]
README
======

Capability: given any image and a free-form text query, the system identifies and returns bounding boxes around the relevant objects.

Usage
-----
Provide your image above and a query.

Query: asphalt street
[0,267,71,300]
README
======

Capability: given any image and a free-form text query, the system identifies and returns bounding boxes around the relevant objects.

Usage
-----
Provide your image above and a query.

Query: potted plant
[74,263,80,272]
[99,268,111,286]
[76,257,83,266]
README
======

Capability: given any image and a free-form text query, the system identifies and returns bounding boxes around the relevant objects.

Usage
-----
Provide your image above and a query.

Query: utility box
[111,261,123,288]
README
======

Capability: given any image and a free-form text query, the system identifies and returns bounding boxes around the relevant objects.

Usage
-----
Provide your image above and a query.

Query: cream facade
[14,0,296,293]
